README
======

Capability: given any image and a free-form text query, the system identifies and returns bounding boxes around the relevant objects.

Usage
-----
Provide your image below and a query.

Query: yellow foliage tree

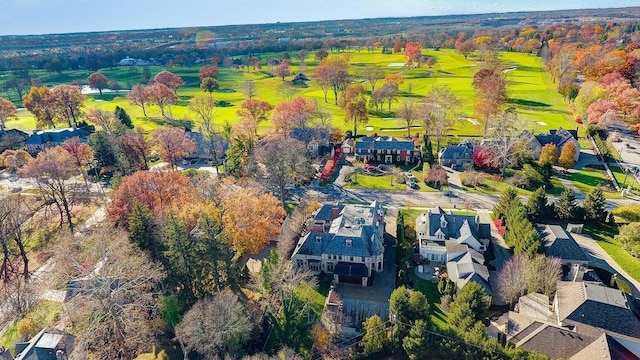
[558,142,577,170]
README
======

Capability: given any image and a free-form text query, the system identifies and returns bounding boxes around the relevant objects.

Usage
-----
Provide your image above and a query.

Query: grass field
[463,176,566,197]
[411,272,450,331]
[2,49,576,138]
[584,224,640,283]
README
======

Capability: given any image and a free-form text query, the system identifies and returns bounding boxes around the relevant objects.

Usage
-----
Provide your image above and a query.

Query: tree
[498,255,528,307]
[538,143,559,168]
[108,80,122,93]
[617,222,640,257]
[455,39,475,58]
[87,72,109,95]
[200,77,219,96]
[107,171,197,227]
[86,108,120,134]
[62,137,94,192]
[18,146,79,230]
[425,164,448,188]
[422,134,434,165]
[485,110,529,175]
[189,96,216,125]
[220,184,286,255]
[274,59,291,80]
[526,187,548,221]
[146,83,178,117]
[449,282,488,331]
[237,99,274,135]
[420,85,461,151]
[493,187,519,220]
[115,106,134,129]
[127,203,161,260]
[271,97,316,135]
[402,319,430,360]
[154,70,184,92]
[525,255,562,297]
[583,187,606,223]
[152,127,196,169]
[472,69,507,136]
[361,314,388,355]
[372,83,399,113]
[404,41,422,67]
[0,96,18,130]
[241,80,258,99]
[22,86,57,128]
[198,65,219,80]
[558,142,577,170]
[255,137,315,208]
[397,101,418,138]
[128,84,149,116]
[57,228,164,360]
[277,82,298,101]
[315,49,329,61]
[175,290,251,359]
[342,84,368,136]
[88,131,120,171]
[359,65,385,92]
[556,189,577,220]
[314,55,350,105]
[0,195,32,283]
[265,290,315,355]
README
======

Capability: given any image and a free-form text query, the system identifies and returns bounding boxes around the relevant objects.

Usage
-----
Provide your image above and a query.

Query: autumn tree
[472,69,507,135]
[146,83,178,117]
[198,65,219,80]
[0,149,31,170]
[86,108,121,134]
[200,77,219,96]
[255,136,314,207]
[128,84,150,116]
[425,164,448,188]
[538,143,559,168]
[87,72,109,95]
[120,128,151,170]
[49,84,86,127]
[220,185,285,255]
[274,59,291,80]
[154,70,184,92]
[58,228,164,360]
[19,146,79,230]
[62,137,94,191]
[0,195,32,283]
[108,171,197,225]
[152,127,196,169]
[237,99,274,136]
[485,110,529,175]
[384,73,404,89]
[23,86,57,128]
[341,84,368,136]
[175,290,251,359]
[420,85,462,151]
[241,80,258,99]
[314,55,350,105]
[271,97,316,135]
[455,39,475,58]
[397,101,418,138]
[359,65,385,92]
[404,41,422,67]
[558,142,577,170]
[0,97,18,130]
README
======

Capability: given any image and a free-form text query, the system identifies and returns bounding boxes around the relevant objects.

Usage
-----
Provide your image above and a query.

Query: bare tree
[189,95,216,125]
[525,255,562,297]
[58,227,164,360]
[0,195,32,283]
[420,85,461,152]
[175,290,252,359]
[396,101,418,138]
[241,80,258,99]
[485,110,529,175]
[359,65,385,92]
[498,255,528,308]
[277,82,298,101]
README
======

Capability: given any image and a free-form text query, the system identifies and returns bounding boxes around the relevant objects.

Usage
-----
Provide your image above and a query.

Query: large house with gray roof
[25,128,89,155]
[524,127,581,162]
[539,225,590,266]
[438,141,474,168]
[354,136,419,165]
[291,201,385,286]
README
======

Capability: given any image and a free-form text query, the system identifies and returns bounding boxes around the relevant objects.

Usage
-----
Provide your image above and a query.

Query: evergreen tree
[505,201,541,257]
[449,282,489,331]
[526,187,548,220]
[493,187,519,220]
[422,134,434,165]
[556,189,577,220]
[402,319,430,360]
[361,315,388,355]
[128,203,162,259]
[583,187,606,223]
[114,106,134,129]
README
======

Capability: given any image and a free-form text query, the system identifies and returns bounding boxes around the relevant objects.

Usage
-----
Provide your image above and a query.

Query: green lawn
[344,173,439,192]
[463,176,565,196]
[0,301,63,353]
[293,284,326,318]
[3,49,576,139]
[610,164,640,196]
[584,224,640,283]
[411,273,450,331]
[564,168,621,198]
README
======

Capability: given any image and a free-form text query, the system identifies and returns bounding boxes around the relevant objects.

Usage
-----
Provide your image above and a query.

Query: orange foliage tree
[152,127,196,169]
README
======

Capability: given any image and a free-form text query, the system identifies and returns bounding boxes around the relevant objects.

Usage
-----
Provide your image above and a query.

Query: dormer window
[346,239,352,247]
[440,214,448,229]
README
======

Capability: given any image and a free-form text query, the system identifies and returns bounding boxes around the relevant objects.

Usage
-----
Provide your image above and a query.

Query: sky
[0,0,638,36]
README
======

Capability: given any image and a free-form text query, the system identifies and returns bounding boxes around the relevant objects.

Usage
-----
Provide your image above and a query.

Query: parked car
[364,164,377,170]
[377,164,389,171]
[408,181,419,190]
[404,172,417,182]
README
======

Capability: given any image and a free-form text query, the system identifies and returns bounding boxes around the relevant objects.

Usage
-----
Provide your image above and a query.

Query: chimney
[572,264,585,282]
[331,205,340,219]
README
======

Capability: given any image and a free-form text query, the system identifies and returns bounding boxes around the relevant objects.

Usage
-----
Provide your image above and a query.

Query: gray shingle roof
[354,136,415,151]
[428,213,487,239]
[535,127,577,148]
[439,143,474,160]
[516,324,594,359]
[25,128,88,146]
[539,225,590,263]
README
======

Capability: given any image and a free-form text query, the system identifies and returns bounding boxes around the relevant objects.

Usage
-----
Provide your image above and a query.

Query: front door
[385,155,392,164]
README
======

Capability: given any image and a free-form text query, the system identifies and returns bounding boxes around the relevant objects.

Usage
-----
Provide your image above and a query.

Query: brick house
[354,136,418,165]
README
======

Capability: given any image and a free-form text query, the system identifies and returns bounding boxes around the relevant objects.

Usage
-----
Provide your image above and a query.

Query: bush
[617,222,640,258]
[506,173,529,188]
[17,317,37,340]
[521,164,544,188]
[460,171,485,188]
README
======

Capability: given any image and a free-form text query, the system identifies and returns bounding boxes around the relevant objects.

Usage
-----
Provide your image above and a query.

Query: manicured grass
[293,284,326,318]
[3,49,576,139]
[345,173,407,191]
[610,164,640,196]
[463,176,565,197]
[411,272,450,331]
[564,168,623,199]
[584,224,640,283]
[0,301,63,352]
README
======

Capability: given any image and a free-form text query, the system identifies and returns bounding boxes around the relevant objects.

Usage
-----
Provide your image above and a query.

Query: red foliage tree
[151,127,196,169]
[473,147,499,169]
[145,83,178,117]
[198,65,219,80]
[154,70,184,92]
[273,59,291,81]
[271,97,316,135]
[586,100,618,126]
[404,41,422,66]
[87,72,109,95]
[128,84,149,116]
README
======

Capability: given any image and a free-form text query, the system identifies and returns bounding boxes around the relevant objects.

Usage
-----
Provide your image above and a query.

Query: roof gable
[539,225,590,263]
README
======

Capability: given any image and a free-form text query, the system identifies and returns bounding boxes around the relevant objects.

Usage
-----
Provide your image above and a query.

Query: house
[341,138,354,154]
[438,141,474,168]
[185,131,228,164]
[501,282,640,359]
[0,128,28,151]
[13,327,74,360]
[526,128,581,162]
[25,128,89,155]
[415,206,491,263]
[538,225,590,266]
[445,243,493,301]
[289,127,331,157]
[118,57,150,66]
[291,201,386,286]
[354,136,418,165]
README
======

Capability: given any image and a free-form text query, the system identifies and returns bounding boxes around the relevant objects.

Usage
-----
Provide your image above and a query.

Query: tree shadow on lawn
[148,117,194,130]
[507,98,551,108]
[565,170,609,187]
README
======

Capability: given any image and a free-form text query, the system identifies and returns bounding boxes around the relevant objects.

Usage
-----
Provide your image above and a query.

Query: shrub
[521,164,544,187]
[460,171,485,188]
[18,317,37,340]
[507,173,529,188]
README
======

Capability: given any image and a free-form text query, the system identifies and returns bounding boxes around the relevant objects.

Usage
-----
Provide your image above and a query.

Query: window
[361,257,365,263]
[350,256,354,262]
[339,255,343,261]
[327,262,334,272]
[397,155,401,162]
[378,262,382,271]
[297,259,304,268]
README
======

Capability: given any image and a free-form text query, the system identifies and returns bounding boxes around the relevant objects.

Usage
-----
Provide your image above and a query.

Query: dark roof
[606,335,640,360]
[13,328,73,360]
[539,225,590,263]
[439,143,474,160]
[185,131,228,159]
[355,136,415,151]
[334,262,369,277]
[314,203,344,222]
[0,129,28,141]
[289,127,330,144]
[428,213,488,239]
[535,128,577,148]
[517,325,594,359]
[510,321,545,343]
[25,128,89,146]
[567,300,640,338]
